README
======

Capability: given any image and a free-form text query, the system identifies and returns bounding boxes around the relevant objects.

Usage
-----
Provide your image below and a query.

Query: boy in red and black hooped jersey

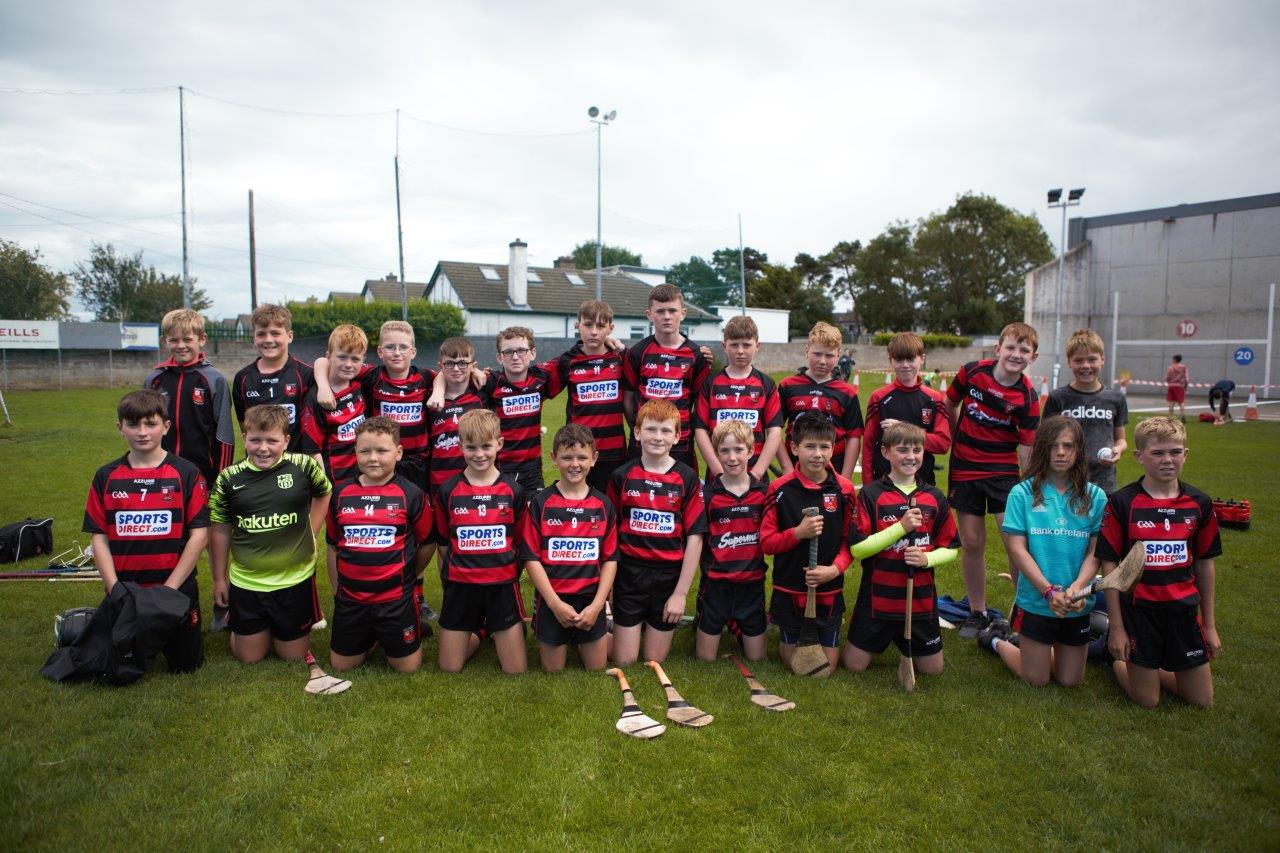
[83,389,210,673]
[232,304,314,454]
[843,423,959,677]
[944,322,1041,637]
[299,324,370,486]
[694,420,770,662]
[479,326,562,496]
[694,315,784,482]
[861,332,951,486]
[426,337,488,496]
[326,417,434,674]
[546,300,628,495]
[621,284,711,471]
[607,399,706,666]
[432,409,528,675]
[520,424,618,672]
[776,321,863,482]
[1094,417,1221,709]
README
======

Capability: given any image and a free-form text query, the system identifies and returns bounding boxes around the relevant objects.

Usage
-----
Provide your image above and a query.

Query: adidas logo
[1061,405,1113,419]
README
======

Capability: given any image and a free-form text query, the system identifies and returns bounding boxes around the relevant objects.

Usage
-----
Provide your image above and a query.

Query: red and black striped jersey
[760,467,859,602]
[700,475,768,582]
[853,479,958,619]
[298,383,367,485]
[623,335,711,454]
[777,373,864,470]
[432,472,526,585]
[232,357,314,453]
[946,359,1039,482]
[326,474,432,605]
[862,380,952,485]
[358,364,437,462]
[607,458,706,567]
[1094,479,1222,610]
[549,344,627,459]
[481,365,562,468]
[427,389,488,491]
[519,484,618,597]
[144,355,235,484]
[82,453,209,585]
[694,367,784,466]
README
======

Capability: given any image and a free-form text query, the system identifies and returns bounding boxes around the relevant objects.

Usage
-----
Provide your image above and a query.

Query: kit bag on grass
[0,517,54,564]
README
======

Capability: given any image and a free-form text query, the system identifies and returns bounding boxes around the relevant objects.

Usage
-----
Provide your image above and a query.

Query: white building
[711,305,790,343]
[425,240,723,341]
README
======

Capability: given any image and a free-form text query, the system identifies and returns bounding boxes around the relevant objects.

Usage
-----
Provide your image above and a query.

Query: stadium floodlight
[1068,187,1085,201]
[1047,188,1063,204]
[588,106,618,300]
[1048,185,1086,389]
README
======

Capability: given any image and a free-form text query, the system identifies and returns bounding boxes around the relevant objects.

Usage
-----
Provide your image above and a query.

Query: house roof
[328,290,362,303]
[429,262,717,322]
[362,279,429,302]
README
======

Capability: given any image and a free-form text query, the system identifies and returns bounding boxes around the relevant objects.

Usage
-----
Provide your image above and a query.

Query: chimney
[554,255,577,271]
[386,272,398,281]
[508,239,528,307]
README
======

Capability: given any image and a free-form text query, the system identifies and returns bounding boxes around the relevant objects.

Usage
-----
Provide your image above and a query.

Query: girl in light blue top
[984,416,1105,687]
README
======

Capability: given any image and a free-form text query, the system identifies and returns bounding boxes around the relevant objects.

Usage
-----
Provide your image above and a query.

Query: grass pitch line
[726,654,795,712]
[645,660,713,727]
[605,668,666,739]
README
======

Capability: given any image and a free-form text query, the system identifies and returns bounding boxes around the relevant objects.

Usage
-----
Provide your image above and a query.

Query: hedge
[285,299,465,345]
[871,332,972,348]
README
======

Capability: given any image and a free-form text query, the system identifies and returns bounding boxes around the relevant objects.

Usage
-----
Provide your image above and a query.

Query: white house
[424,240,723,341]
[711,304,790,343]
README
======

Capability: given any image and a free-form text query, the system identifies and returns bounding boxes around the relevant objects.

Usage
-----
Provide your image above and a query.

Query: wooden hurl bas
[727,654,795,712]
[1069,541,1146,602]
[605,668,666,739]
[645,661,713,727]
[789,507,832,678]
[304,650,351,696]
[898,496,917,694]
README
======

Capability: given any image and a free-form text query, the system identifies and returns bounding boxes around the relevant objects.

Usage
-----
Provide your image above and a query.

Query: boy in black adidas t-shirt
[232,304,313,453]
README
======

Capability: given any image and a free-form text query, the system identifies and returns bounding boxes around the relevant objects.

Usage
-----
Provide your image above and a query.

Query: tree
[72,242,210,323]
[286,299,464,344]
[571,241,642,271]
[667,256,731,310]
[855,225,917,333]
[749,263,834,340]
[710,246,768,306]
[912,193,1053,334]
[821,239,861,320]
[0,240,72,320]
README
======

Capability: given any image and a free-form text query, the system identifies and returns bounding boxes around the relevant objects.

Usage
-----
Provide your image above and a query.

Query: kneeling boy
[521,424,618,671]
[209,405,332,663]
[432,409,528,674]
[842,423,959,676]
[326,417,435,673]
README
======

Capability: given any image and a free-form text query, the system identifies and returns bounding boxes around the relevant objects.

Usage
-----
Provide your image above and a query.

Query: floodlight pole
[179,85,191,309]
[738,213,747,315]
[1048,188,1084,389]
[394,109,408,321]
[589,107,616,300]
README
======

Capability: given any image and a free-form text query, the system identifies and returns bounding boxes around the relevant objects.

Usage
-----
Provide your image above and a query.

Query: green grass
[1,385,1278,849]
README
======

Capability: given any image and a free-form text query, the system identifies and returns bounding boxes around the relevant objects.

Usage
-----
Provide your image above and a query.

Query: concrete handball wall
[1026,204,1280,396]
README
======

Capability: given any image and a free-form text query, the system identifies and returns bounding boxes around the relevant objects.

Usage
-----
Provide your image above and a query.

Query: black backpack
[0,517,54,564]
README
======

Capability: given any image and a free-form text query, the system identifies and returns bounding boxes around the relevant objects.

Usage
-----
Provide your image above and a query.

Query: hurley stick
[789,507,831,678]
[726,654,795,712]
[605,668,666,739]
[645,661,713,727]
[1069,542,1146,602]
[897,496,917,694]
[304,650,352,696]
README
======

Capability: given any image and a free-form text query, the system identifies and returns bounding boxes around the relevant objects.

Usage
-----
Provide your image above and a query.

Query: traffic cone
[884,372,892,385]
[1039,379,1049,408]
[1245,385,1259,420]
[851,371,860,396]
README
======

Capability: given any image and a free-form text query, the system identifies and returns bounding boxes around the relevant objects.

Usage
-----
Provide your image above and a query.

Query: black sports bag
[0,517,54,564]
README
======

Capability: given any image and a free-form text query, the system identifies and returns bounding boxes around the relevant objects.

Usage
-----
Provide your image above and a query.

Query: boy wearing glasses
[427,337,490,495]
[478,326,563,495]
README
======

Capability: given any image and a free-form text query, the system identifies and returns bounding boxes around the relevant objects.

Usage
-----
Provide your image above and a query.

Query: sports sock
[991,637,1004,652]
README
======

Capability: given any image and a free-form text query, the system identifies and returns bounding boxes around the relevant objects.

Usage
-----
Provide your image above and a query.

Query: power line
[0,86,176,95]
[184,88,394,119]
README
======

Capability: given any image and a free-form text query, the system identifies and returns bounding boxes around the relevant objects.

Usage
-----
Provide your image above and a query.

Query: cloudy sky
[2,1,1278,319]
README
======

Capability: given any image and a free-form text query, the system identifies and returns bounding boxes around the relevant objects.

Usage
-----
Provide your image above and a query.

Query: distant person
[1209,379,1236,425]
[1165,355,1189,422]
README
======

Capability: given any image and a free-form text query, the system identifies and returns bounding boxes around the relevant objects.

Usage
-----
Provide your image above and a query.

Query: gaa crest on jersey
[161,485,174,502]
[285,383,298,396]
[192,387,206,405]
[823,493,838,512]
[921,407,933,425]
[403,626,416,644]
[277,473,294,489]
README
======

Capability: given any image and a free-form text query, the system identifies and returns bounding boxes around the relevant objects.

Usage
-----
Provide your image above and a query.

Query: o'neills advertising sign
[0,321,60,349]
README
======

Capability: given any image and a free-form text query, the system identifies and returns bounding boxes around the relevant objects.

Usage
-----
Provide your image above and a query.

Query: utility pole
[738,213,747,315]
[248,189,258,310]
[394,109,407,321]
[179,85,190,309]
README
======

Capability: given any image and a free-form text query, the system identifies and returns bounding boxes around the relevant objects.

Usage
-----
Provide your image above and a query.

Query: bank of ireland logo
[277,473,294,489]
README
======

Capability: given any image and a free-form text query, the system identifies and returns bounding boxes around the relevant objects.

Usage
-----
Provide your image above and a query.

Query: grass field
[1,384,1277,849]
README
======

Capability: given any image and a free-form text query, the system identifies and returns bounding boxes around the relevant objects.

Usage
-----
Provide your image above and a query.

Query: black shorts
[533,592,608,647]
[505,460,544,496]
[613,561,681,631]
[949,475,1018,516]
[439,580,526,634]
[396,455,430,491]
[696,578,767,637]
[330,595,422,659]
[770,589,843,648]
[1121,602,1208,672]
[157,575,204,672]
[228,575,321,641]
[586,459,622,495]
[846,610,943,658]
[1012,607,1091,647]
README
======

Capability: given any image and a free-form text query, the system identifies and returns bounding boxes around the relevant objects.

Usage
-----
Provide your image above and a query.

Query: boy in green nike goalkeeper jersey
[210,405,331,663]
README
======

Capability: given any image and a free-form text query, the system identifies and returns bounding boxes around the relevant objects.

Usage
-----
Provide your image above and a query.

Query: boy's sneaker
[210,605,230,634]
[976,618,1011,654]
[958,611,990,639]
[419,601,437,638]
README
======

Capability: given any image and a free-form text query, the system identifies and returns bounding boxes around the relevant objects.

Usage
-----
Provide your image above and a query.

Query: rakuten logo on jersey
[381,401,423,424]
[1061,404,1114,420]
[502,393,541,417]
[342,525,396,549]
[337,415,365,442]
[548,537,599,562]
[576,379,618,402]
[455,525,506,551]
[645,377,683,399]
[114,511,173,536]
[630,508,676,534]
[716,409,759,426]
[1144,541,1189,565]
